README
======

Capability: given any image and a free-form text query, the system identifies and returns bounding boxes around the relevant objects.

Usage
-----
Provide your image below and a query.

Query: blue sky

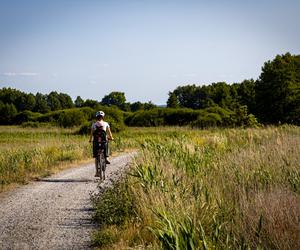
[0,0,299,104]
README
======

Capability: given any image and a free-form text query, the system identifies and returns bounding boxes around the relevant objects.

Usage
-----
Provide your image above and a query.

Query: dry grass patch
[239,188,300,250]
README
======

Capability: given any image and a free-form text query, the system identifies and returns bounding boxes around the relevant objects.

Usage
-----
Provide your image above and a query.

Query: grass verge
[92,125,300,249]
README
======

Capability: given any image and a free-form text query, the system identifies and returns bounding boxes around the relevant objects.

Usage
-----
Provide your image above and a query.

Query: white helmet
[96,111,105,117]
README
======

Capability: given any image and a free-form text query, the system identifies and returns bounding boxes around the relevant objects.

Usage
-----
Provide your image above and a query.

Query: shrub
[92,180,135,227]
[192,112,222,128]
[0,103,17,124]
[125,109,165,127]
[58,109,87,127]
[163,108,201,125]
[77,121,92,135]
[14,110,42,124]
[92,228,117,248]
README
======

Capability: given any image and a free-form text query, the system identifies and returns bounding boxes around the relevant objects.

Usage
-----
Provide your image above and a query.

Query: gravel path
[0,153,136,250]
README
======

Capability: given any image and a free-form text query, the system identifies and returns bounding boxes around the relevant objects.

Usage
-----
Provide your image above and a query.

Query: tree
[58,93,73,109]
[75,96,84,107]
[144,101,156,110]
[23,93,36,111]
[167,92,179,108]
[0,102,17,124]
[47,91,62,111]
[101,92,127,110]
[34,93,49,113]
[255,53,300,124]
[172,85,199,109]
[83,99,99,108]
[234,79,256,114]
[130,101,144,112]
[209,82,234,108]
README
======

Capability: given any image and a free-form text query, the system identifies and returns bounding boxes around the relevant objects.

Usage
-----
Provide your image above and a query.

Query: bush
[125,109,165,127]
[92,180,135,227]
[77,122,92,135]
[0,103,17,124]
[192,112,222,128]
[92,228,117,248]
[58,109,87,127]
[164,108,201,125]
[125,107,259,128]
[14,111,42,124]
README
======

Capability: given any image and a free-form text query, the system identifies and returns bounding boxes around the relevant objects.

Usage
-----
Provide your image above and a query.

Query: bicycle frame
[95,142,106,180]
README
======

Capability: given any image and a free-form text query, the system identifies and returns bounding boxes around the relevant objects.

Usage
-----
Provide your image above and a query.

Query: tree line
[167,53,300,124]
[1,52,299,126]
[0,88,155,124]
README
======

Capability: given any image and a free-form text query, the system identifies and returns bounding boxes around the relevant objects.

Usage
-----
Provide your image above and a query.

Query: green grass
[0,126,93,190]
[92,125,300,249]
[1,125,299,249]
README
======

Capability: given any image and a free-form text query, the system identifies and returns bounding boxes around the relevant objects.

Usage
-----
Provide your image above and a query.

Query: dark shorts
[93,141,108,158]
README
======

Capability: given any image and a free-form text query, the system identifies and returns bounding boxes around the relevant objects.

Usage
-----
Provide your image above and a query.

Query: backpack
[93,125,107,143]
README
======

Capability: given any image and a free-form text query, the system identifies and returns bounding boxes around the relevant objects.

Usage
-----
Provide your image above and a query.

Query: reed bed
[95,126,300,249]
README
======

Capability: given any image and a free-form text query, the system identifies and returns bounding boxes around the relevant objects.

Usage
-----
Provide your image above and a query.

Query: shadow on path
[37,178,94,183]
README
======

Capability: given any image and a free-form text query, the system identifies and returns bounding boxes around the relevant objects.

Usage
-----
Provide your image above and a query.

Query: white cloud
[1,72,39,77]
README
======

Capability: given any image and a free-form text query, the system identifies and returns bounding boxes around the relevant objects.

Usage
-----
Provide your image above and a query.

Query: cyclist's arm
[89,128,93,142]
[107,127,114,140]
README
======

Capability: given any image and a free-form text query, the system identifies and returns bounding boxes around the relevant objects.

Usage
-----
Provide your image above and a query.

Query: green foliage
[57,109,87,127]
[47,91,62,111]
[167,92,179,108]
[82,99,99,109]
[92,181,135,227]
[0,102,17,124]
[101,91,128,110]
[125,109,164,127]
[235,79,256,114]
[192,112,222,128]
[0,126,91,189]
[122,126,300,249]
[15,110,42,124]
[34,92,50,113]
[92,228,117,248]
[256,53,300,124]
[125,107,258,128]
[74,96,84,107]
[77,122,91,135]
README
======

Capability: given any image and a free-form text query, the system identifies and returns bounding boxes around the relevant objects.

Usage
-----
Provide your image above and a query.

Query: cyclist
[89,111,114,176]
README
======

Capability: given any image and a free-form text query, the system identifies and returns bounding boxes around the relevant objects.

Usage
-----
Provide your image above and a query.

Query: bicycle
[95,141,107,180]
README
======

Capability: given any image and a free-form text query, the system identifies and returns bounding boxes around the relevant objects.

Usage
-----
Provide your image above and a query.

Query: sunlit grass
[94,125,300,249]
[0,126,92,191]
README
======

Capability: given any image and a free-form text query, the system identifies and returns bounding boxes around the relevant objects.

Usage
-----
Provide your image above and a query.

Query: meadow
[93,125,300,249]
[0,126,93,191]
[1,125,299,249]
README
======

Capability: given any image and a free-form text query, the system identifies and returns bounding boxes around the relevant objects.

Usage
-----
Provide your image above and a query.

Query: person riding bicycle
[89,111,114,167]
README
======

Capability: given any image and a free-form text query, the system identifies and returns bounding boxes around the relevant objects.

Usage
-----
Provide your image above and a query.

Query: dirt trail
[0,153,135,250]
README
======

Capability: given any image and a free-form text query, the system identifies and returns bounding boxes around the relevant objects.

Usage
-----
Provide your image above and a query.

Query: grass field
[93,125,300,249]
[0,126,93,191]
[1,125,299,249]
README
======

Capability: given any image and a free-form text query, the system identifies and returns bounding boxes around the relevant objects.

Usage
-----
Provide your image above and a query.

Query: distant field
[93,125,300,249]
[0,126,92,191]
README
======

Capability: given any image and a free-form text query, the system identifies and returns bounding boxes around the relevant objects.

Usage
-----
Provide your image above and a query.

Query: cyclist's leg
[95,158,99,176]
[104,142,110,164]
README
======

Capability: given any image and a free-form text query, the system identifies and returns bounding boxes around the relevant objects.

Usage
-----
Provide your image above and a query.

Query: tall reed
[95,126,300,249]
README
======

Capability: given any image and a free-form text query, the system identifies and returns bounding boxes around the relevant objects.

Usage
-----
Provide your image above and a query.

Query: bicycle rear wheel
[99,152,106,180]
